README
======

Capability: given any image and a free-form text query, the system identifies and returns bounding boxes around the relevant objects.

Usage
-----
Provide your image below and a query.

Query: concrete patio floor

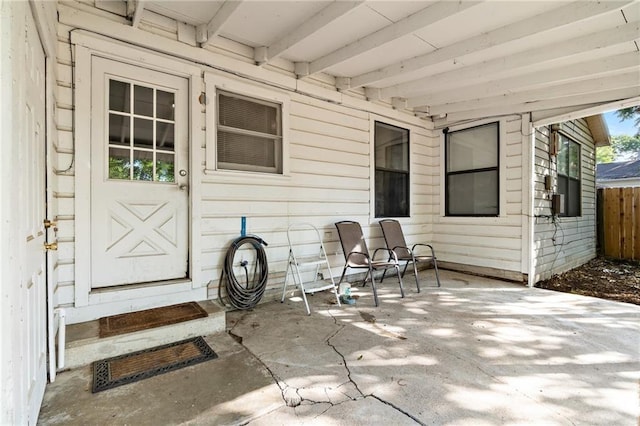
[38,270,640,425]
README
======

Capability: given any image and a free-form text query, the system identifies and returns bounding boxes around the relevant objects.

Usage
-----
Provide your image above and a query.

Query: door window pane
[109,148,131,180]
[108,114,130,146]
[109,80,130,113]
[133,118,154,149]
[157,90,175,120]
[156,152,175,182]
[133,150,153,181]
[156,122,175,151]
[134,85,154,117]
[107,78,180,183]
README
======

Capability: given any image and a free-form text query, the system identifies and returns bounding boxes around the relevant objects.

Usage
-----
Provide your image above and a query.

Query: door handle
[179,184,188,191]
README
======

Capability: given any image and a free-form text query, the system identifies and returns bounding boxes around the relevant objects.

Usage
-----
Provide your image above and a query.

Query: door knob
[179,170,187,176]
[179,184,188,191]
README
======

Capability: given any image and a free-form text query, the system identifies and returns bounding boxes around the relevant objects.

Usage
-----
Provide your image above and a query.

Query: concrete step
[63,301,225,370]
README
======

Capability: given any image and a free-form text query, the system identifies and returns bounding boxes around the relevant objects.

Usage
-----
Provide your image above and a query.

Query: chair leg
[412,258,421,293]
[433,258,441,287]
[394,265,405,298]
[281,259,292,303]
[367,267,379,307]
[401,261,409,278]
[380,268,387,283]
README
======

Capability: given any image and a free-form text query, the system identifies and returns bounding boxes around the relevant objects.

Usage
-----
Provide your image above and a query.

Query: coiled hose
[221,235,269,310]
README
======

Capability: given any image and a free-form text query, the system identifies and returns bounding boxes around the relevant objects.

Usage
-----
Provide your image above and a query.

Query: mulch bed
[535,256,640,306]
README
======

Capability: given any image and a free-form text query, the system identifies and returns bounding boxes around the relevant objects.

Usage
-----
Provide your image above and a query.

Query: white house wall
[533,119,597,282]
[431,115,527,282]
[54,1,438,316]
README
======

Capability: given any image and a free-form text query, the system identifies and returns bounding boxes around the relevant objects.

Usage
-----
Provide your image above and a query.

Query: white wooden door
[21,8,48,424]
[90,58,189,287]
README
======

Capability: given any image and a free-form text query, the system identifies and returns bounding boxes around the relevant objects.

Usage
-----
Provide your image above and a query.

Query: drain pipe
[55,308,66,370]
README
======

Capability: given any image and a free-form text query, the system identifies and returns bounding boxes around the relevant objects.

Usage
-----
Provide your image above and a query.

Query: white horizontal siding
[533,118,597,282]
[431,115,525,278]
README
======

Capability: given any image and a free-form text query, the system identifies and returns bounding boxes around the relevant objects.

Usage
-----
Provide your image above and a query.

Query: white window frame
[204,72,290,177]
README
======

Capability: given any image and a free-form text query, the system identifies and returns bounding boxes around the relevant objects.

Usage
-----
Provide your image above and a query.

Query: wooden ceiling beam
[428,71,640,116]
[304,0,481,76]
[349,0,634,89]
[197,1,242,48]
[380,20,640,99]
[408,51,640,109]
[255,1,364,66]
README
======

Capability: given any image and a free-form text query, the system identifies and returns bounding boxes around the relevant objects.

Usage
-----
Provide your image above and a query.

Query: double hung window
[557,134,581,217]
[217,91,282,174]
[375,122,409,217]
[445,122,499,216]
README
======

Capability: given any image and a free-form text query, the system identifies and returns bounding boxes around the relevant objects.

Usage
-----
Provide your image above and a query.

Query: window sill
[203,168,291,181]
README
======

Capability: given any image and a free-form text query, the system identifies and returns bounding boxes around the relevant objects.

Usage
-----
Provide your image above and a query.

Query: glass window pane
[156,122,175,151]
[219,93,279,135]
[217,131,278,171]
[447,170,498,215]
[447,123,498,172]
[108,148,131,180]
[557,139,568,176]
[134,85,154,117]
[568,178,580,216]
[133,118,154,149]
[109,80,130,113]
[132,150,154,181]
[108,114,130,146]
[375,122,408,171]
[157,90,175,120]
[155,152,175,182]
[375,170,409,217]
[569,141,580,178]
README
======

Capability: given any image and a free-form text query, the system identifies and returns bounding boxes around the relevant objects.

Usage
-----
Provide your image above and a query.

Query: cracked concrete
[38,269,640,425]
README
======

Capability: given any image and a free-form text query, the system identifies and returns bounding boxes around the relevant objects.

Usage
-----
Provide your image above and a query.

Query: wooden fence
[597,187,640,261]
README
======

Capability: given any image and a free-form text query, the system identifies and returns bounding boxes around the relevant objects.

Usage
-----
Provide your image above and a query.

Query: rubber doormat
[92,336,218,393]
[99,302,208,338]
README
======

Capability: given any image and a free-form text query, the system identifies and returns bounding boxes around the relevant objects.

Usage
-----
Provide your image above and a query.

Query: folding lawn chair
[379,219,441,292]
[334,220,404,307]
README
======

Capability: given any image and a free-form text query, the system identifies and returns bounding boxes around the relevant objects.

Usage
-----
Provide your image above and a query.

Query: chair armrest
[345,250,370,264]
[371,247,398,263]
[411,243,436,256]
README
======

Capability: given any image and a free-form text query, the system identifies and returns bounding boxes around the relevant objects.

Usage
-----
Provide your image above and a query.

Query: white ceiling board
[145,1,223,26]
[325,34,433,77]
[412,1,558,49]
[220,1,331,48]
[365,1,436,23]
[283,5,390,62]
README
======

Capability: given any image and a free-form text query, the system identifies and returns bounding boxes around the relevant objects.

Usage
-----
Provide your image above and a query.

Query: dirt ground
[536,256,640,306]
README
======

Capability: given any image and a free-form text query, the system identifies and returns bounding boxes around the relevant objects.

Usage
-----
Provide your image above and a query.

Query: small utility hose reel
[221,235,269,310]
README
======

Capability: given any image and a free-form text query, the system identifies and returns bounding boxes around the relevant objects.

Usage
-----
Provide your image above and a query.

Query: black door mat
[99,302,208,338]
[92,336,217,393]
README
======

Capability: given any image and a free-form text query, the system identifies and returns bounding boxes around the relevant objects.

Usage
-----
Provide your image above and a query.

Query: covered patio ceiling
[118,1,638,125]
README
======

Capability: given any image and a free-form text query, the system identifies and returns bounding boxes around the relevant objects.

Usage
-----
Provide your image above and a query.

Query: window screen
[375,122,409,217]
[217,91,282,174]
[445,122,499,216]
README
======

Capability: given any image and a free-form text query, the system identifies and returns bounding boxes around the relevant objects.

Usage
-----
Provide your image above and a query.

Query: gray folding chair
[334,221,404,307]
[379,219,440,292]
